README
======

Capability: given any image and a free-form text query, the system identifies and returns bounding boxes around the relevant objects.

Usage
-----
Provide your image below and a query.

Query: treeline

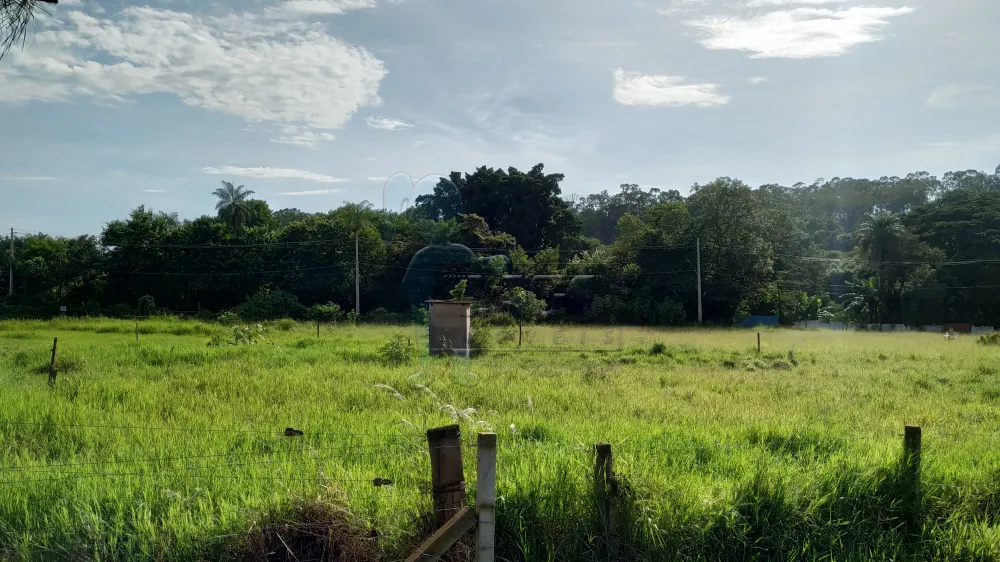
[3,163,1000,326]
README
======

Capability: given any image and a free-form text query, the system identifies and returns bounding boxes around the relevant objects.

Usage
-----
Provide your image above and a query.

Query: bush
[379,334,414,366]
[106,303,135,319]
[274,318,296,331]
[309,302,342,323]
[654,298,686,326]
[233,290,308,321]
[481,311,516,327]
[470,319,493,358]
[363,308,409,324]
[412,307,429,326]
[650,342,667,355]
[346,310,360,325]
[218,311,241,326]
[978,332,1000,346]
[137,295,156,317]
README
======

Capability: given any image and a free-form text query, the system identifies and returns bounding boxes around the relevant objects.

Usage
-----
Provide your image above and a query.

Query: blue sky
[1,0,998,236]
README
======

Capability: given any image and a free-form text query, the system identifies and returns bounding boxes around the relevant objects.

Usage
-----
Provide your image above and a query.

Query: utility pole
[355,232,360,316]
[8,227,13,297]
[696,238,703,324]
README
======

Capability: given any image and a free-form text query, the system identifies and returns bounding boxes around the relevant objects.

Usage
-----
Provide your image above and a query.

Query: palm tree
[212,181,256,231]
[855,209,906,324]
[1,0,57,61]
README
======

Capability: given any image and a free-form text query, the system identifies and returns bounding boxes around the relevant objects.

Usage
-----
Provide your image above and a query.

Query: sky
[1,0,998,236]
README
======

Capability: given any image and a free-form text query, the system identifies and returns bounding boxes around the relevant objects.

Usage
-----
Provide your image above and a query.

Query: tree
[1,0,56,61]
[854,209,906,324]
[212,181,257,231]
[416,164,581,249]
[336,201,380,315]
[504,287,546,346]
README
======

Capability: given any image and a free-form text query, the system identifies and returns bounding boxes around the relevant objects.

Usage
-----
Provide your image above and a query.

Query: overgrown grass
[1,319,999,560]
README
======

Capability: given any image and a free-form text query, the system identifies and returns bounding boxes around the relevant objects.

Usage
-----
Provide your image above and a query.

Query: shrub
[106,303,134,319]
[346,310,360,325]
[481,311,516,327]
[379,334,414,366]
[449,279,467,300]
[233,290,308,321]
[232,323,267,345]
[470,319,493,358]
[412,307,429,326]
[274,318,296,331]
[309,302,342,323]
[218,311,241,326]
[364,308,409,324]
[137,295,156,317]
[650,342,667,355]
[653,298,686,326]
[978,332,1000,346]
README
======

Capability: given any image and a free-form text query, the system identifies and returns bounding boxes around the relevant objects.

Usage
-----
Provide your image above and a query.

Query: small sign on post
[59,305,67,317]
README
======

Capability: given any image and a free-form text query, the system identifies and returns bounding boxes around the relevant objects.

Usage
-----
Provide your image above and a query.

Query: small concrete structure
[427,300,472,357]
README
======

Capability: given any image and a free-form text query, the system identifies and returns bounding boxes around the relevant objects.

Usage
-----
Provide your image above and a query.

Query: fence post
[757,332,761,353]
[48,337,57,386]
[135,322,139,342]
[428,424,466,529]
[904,425,922,537]
[477,432,497,562]
[317,321,320,338]
[594,443,617,561]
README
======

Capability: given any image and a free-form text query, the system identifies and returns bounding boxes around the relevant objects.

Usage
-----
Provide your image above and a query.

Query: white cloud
[271,125,336,148]
[278,189,344,196]
[746,0,847,5]
[0,176,56,181]
[687,6,915,58]
[612,69,729,107]
[367,176,388,181]
[366,116,414,130]
[202,166,348,183]
[747,76,768,85]
[0,7,386,136]
[272,0,376,15]
[926,84,996,108]
[143,189,167,193]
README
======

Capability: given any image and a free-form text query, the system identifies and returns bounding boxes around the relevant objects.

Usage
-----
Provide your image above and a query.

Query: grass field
[1,317,999,561]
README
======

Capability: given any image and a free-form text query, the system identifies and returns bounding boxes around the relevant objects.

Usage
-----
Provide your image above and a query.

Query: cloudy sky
[1,0,997,235]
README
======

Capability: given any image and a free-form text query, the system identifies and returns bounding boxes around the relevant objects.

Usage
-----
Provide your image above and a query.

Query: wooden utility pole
[696,238,703,325]
[8,227,13,297]
[355,232,361,316]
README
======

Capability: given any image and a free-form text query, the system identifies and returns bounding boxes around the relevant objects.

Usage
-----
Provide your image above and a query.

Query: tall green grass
[0,319,998,560]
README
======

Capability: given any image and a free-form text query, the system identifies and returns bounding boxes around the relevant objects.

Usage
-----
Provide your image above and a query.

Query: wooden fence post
[317,321,320,338]
[757,332,761,353]
[48,337,57,386]
[428,425,466,529]
[594,443,617,561]
[135,322,139,342]
[477,432,497,562]
[904,425,922,536]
